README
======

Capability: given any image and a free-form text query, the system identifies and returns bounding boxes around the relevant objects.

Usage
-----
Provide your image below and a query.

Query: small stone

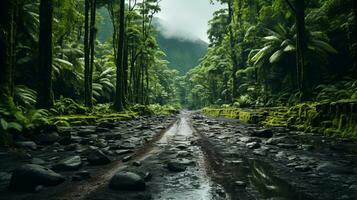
[144,172,152,181]
[133,161,142,167]
[251,129,273,138]
[16,141,37,150]
[38,132,60,144]
[52,156,82,171]
[295,165,311,172]
[72,171,91,181]
[253,149,267,156]
[246,142,260,149]
[277,143,297,149]
[109,172,145,191]
[122,155,132,162]
[87,149,111,165]
[349,185,357,190]
[31,158,46,165]
[166,161,187,172]
[235,181,246,187]
[115,150,133,155]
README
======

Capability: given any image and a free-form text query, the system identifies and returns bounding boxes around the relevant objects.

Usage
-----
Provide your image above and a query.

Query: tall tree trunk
[228,0,239,102]
[0,0,15,100]
[352,0,357,72]
[114,0,125,111]
[84,0,90,107]
[123,38,129,103]
[37,0,54,109]
[294,0,307,98]
[88,0,96,108]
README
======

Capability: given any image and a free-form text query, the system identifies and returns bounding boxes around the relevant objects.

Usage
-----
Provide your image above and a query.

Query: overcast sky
[156,0,225,42]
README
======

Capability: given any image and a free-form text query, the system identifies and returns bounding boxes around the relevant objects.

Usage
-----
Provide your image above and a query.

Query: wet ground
[0,111,357,199]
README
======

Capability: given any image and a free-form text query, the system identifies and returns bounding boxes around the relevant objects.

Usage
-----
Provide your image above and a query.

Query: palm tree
[250,24,337,90]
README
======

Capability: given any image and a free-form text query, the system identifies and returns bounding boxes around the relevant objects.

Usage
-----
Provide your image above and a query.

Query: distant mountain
[97,12,208,75]
[153,18,208,75]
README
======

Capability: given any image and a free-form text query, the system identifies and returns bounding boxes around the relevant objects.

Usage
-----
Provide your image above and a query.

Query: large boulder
[109,172,145,191]
[250,129,273,138]
[166,160,187,172]
[87,149,111,165]
[37,132,60,144]
[9,164,65,192]
[15,141,37,150]
[53,156,82,171]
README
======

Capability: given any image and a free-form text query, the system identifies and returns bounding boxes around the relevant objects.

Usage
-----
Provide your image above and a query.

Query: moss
[203,101,357,140]
[50,112,138,126]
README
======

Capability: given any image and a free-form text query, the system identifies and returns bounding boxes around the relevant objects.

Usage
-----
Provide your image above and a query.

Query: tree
[0,0,15,100]
[84,0,91,107]
[37,0,54,109]
[114,0,125,111]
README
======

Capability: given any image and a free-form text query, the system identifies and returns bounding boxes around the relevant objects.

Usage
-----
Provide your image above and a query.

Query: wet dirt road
[1,111,357,200]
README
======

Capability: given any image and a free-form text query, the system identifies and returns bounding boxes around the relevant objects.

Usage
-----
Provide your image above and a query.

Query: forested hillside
[154,18,208,75]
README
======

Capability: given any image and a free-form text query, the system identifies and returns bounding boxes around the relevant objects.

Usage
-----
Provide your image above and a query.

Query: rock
[177,151,191,158]
[35,124,58,134]
[78,129,95,137]
[87,149,111,165]
[144,172,152,181]
[253,149,267,156]
[133,161,142,167]
[64,143,80,151]
[72,171,91,181]
[266,137,287,145]
[109,172,145,191]
[240,137,261,143]
[94,139,108,148]
[176,144,188,150]
[277,143,297,149]
[53,156,82,171]
[300,144,314,151]
[58,132,72,145]
[295,165,311,172]
[15,141,37,150]
[122,155,132,162]
[349,185,357,190]
[38,132,60,144]
[316,162,353,174]
[251,129,273,138]
[120,143,136,149]
[115,149,133,155]
[103,132,122,140]
[166,161,187,172]
[9,164,65,192]
[98,122,116,129]
[95,127,111,133]
[31,158,46,165]
[235,181,246,187]
[246,142,260,149]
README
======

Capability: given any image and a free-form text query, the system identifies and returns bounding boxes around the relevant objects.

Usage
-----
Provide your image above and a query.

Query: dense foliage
[181,0,357,109]
[0,0,181,143]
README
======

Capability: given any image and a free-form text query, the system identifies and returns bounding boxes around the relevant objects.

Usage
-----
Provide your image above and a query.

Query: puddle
[153,112,219,200]
[243,158,313,200]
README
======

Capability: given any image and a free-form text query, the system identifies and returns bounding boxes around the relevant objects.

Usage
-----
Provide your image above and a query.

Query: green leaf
[0,118,8,130]
[7,122,23,132]
[270,50,284,63]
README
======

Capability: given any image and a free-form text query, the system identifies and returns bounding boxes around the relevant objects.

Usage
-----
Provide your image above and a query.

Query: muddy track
[31,119,178,200]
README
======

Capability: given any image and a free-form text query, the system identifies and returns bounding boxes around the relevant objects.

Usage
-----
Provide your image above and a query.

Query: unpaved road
[1,111,357,200]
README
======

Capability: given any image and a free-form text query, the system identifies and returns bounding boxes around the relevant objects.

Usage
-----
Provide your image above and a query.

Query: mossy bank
[203,100,357,139]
